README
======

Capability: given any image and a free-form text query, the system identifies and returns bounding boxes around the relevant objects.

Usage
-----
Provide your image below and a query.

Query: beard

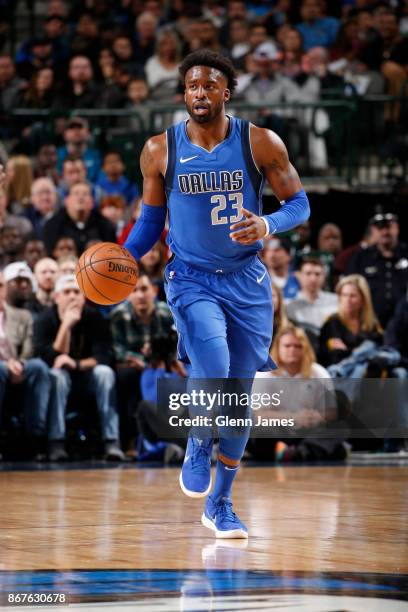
[186,101,223,124]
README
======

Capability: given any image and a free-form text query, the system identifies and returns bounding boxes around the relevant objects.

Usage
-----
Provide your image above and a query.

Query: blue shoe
[201,495,248,539]
[179,437,213,498]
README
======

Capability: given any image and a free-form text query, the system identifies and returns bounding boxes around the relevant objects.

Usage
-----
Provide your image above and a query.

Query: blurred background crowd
[0,0,407,463]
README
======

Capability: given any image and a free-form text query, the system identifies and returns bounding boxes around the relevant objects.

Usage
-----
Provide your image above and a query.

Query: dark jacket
[319,313,383,367]
[385,297,408,368]
[33,304,114,367]
[345,243,408,328]
[43,207,116,255]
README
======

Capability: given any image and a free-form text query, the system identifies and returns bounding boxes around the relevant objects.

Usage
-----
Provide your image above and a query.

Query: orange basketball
[75,242,138,305]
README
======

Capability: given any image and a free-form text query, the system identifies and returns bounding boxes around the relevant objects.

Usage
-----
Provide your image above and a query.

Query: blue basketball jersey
[164,116,265,272]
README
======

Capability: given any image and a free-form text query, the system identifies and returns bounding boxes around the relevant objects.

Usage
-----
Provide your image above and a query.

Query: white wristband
[261,217,270,238]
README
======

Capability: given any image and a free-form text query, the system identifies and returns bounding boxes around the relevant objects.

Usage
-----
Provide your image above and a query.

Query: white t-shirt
[144,56,180,90]
[286,290,338,331]
[254,363,335,418]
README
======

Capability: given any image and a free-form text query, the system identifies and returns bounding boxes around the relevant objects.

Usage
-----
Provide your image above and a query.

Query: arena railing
[9,95,406,190]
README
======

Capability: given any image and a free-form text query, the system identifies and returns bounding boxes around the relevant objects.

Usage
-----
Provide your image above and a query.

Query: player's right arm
[124,134,167,260]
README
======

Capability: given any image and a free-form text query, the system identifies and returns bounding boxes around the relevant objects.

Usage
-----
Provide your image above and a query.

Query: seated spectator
[358,9,408,105]
[24,177,58,239]
[6,155,34,213]
[69,13,101,68]
[122,78,150,130]
[57,156,101,206]
[0,267,50,459]
[18,67,55,109]
[0,188,33,237]
[117,197,142,245]
[318,223,343,256]
[2,261,35,308]
[145,29,182,100]
[228,18,250,67]
[42,15,69,64]
[57,254,78,276]
[110,272,174,451]
[99,195,127,240]
[96,151,140,206]
[43,181,116,256]
[27,257,58,316]
[33,143,59,183]
[96,49,128,109]
[57,117,101,182]
[279,27,304,78]
[385,295,408,377]
[0,226,25,267]
[34,274,125,462]
[21,238,47,271]
[0,54,25,115]
[261,237,300,300]
[271,281,289,340]
[286,258,338,336]
[346,212,408,328]
[196,18,230,55]
[335,223,374,276]
[133,11,158,66]
[52,236,78,260]
[15,37,55,81]
[296,0,339,52]
[112,34,144,77]
[316,222,343,289]
[253,324,342,462]
[319,274,383,367]
[139,241,167,301]
[248,23,270,51]
[242,42,293,137]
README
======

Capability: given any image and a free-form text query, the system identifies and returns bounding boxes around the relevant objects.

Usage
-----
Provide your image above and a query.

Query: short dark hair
[103,150,123,162]
[299,257,325,270]
[179,50,237,95]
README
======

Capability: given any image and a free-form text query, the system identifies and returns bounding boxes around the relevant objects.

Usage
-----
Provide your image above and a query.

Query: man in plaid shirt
[110,272,174,450]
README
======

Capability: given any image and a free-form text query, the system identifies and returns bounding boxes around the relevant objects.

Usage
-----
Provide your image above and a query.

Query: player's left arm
[230,126,310,245]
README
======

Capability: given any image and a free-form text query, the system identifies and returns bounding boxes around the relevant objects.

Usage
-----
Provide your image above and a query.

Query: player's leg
[178,299,230,498]
[202,263,273,537]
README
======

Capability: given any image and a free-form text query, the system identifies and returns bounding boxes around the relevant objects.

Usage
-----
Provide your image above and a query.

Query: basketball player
[125,50,310,538]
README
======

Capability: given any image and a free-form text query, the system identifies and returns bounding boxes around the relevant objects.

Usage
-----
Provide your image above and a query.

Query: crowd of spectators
[0,0,407,462]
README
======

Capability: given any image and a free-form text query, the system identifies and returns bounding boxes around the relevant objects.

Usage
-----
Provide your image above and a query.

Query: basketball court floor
[0,463,407,611]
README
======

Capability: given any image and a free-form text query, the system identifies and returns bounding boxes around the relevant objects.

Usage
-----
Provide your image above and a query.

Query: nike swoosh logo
[225,466,239,471]
[256,271,267,283]
[180,155,198,164]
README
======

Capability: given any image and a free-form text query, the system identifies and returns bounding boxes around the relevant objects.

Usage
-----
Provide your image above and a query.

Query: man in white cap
[0,266,50,459]
[33,274,124,462]
[3,261,35,309]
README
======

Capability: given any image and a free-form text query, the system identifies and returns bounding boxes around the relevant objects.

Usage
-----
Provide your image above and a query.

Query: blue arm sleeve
[262,189,310,235]
[124,202,167,260]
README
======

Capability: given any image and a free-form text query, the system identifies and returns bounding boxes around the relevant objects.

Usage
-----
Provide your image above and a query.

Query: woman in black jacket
[319,274,382,367]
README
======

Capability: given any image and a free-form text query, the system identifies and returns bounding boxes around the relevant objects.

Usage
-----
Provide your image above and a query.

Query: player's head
[179,50,237,124]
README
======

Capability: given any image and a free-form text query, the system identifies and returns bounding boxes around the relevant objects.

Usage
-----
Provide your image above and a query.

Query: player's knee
[190,336,229,378]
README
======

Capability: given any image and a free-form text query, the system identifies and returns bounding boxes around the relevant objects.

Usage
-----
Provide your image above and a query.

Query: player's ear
[224,88,231,103]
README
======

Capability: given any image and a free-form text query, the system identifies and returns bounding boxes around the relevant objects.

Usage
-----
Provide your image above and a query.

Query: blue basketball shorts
[164,255,276,378]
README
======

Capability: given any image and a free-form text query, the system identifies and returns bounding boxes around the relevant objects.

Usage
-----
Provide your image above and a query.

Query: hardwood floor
[1,465,407,575]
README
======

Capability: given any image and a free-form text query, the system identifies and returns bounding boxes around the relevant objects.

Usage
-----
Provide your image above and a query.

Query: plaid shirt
[110,300,174,364]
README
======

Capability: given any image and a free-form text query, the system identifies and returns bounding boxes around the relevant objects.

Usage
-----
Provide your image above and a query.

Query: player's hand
[229,208,267,245]
[0,164,7,189]
[53,354,77,369]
